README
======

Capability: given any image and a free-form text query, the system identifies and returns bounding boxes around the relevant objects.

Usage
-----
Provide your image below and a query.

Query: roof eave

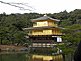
[31,18,60,22]
[23,26,63,30]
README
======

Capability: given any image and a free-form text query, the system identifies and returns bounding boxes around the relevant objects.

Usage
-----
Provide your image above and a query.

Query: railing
[28,33,63,36]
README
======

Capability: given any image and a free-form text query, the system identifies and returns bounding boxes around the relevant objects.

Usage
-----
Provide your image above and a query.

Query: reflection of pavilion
[24,15,63,53]
[31,54,63,61]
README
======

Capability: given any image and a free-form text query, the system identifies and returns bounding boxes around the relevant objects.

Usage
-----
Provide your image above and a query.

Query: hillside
[0,9,81,45]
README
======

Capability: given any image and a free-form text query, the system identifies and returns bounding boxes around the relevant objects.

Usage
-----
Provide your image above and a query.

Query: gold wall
[33,21,48,27]
[33,20,57,27]
[31,28,62,35]
[52,28,62,35]
[48,20,57,27]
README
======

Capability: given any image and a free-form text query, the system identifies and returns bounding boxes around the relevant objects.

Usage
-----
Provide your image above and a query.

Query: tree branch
[0,1,34,11]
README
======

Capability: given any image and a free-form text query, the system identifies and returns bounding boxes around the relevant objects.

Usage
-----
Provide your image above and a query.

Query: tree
[0,1,34,11]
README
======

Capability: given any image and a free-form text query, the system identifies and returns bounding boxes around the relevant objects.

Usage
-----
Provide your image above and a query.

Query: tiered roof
[31,15,60,22]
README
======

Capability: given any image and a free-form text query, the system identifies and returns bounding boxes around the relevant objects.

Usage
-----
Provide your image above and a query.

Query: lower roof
[23,26,64,30]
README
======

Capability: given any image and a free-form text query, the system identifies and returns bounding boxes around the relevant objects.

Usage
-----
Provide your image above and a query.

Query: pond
[0,52,63,61]
[0,52,30,61]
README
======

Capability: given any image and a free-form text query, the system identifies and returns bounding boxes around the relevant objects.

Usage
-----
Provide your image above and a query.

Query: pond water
[0,52,63,61]
[0,52,31,61]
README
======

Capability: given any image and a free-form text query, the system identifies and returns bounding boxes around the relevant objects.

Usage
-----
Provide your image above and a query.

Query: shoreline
[0,51,28,54]
[0,45,28,52]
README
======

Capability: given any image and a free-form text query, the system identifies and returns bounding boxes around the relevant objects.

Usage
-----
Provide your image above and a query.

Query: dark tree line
[0,9,81,47]
[0,13,43,45]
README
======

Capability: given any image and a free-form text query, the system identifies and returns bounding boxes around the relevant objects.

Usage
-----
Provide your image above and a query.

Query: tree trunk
[0,38,3,44]
[74,41,81,61]
[62,53,65,61]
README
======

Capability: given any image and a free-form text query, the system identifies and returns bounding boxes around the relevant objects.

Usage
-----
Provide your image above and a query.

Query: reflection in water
[0,52,63,61]
[32,54,63,61]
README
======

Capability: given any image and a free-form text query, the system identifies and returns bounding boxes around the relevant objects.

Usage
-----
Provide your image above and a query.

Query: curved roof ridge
[31,15,60,22]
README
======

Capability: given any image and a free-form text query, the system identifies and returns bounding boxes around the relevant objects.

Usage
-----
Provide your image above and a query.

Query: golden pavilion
[24,15,63,48]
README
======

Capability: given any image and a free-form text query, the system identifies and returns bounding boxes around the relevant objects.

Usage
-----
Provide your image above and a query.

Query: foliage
[0,9,81,50]
[59,24,81,54]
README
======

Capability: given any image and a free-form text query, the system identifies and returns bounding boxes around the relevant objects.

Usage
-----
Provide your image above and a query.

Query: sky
[0,0,81,14]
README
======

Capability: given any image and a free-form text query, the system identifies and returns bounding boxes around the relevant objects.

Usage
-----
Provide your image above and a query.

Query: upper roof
[31,15,60,22]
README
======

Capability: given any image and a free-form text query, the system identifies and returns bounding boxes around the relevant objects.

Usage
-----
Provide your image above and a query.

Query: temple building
[24,15,63,48]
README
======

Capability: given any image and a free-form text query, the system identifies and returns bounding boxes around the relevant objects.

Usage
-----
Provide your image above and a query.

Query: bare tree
[0,1,35,11]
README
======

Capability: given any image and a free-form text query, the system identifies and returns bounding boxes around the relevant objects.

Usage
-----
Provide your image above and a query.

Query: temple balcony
[31,43,64,48]
[28,33,63,36]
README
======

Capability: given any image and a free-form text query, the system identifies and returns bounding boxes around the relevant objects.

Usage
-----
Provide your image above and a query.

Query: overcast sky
[0,0,81,14]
